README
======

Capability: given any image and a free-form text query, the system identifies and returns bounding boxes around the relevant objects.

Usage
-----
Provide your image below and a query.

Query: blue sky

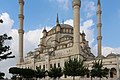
[0,0,120,47]
[0,0,120,78]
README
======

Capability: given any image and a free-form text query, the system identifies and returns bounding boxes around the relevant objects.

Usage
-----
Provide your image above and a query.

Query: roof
[60,24,73,28]
[52,24,73,30]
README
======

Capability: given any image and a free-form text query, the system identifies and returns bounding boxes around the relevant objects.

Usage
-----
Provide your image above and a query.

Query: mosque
[17,0,120,79]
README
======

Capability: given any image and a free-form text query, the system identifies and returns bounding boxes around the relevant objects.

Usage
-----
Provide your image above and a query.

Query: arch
[60,35,73,42]
[46,37,55,47]
[110,68,117,78]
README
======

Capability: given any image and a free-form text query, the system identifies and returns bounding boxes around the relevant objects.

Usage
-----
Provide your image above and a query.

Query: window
[58,63,60,67]
[54,63,56,68]
[50,64,52,68]
[40,65,41,69]
[43,65,45,70]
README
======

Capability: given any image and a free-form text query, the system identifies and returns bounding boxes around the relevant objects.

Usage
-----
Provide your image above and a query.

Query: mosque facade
[17,0,120,80]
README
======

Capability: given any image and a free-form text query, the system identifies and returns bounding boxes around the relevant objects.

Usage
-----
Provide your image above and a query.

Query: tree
[63,58,87,80]
[90,59,109,80]
[48,67,63,80]
[21,68,36,79]
[9,67,36,80]
[35,67,45,80]
[0,19,3,23]
[0,72,5,79]
[9,67,22,80]
[0,34,15,61]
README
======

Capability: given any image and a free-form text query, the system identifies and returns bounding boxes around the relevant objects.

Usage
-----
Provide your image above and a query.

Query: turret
[42,28,47,37]
[82,31,86,41]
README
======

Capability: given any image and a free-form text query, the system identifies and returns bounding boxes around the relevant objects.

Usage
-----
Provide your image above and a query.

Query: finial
[43,27,47,32]
[56,13,59,25]
[98,0,101,5]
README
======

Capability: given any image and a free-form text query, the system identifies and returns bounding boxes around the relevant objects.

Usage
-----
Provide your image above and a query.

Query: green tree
[21,68,36,80]
[35,67,45,80]
[0,72,5,79]
[11,75,17,80]
[9,67,22,80]
[0,34,15,61]
[0,19,3,23]
[48,67,63,80]
[63,58,87,80]
[9,67,36,80]
[90,60,109,80]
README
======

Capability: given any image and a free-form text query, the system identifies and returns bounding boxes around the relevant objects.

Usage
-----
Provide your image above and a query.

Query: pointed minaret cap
[98,0,101,5]
[42,27,47,33]
[56,13,59,25]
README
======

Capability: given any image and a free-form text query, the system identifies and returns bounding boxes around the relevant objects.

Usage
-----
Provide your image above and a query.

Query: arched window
[110,68,117,78]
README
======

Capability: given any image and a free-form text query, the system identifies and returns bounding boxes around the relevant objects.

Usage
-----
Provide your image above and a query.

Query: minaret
[97,0,102,58]
[18,0,24,64]
[72,0,81,55]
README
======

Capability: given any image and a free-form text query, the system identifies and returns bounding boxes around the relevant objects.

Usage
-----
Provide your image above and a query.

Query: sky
[0,0,120,78]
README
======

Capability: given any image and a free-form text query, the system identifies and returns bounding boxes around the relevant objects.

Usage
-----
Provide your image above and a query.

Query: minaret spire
[98,0,101,5]
[56,13,59,25]
[97,0,102,58]
[18,0,24,64]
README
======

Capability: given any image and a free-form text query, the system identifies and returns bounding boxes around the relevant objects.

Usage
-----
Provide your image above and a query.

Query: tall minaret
[97,0,102,58]
[18,0,24,64]
[72,0,81,55]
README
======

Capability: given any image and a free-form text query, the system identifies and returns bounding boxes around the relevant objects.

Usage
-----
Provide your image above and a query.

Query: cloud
[49,0,69,10]
[92,45,120,57]
[82,0,96,18]
[102,47,120,57]
[0,12,52,78]
[64,19,73,26]
[81,19,95,47]
[0,13,14,34]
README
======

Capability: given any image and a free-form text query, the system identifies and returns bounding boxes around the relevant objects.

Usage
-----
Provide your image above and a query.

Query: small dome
[52,24,73,30]
[106,53,116,58]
